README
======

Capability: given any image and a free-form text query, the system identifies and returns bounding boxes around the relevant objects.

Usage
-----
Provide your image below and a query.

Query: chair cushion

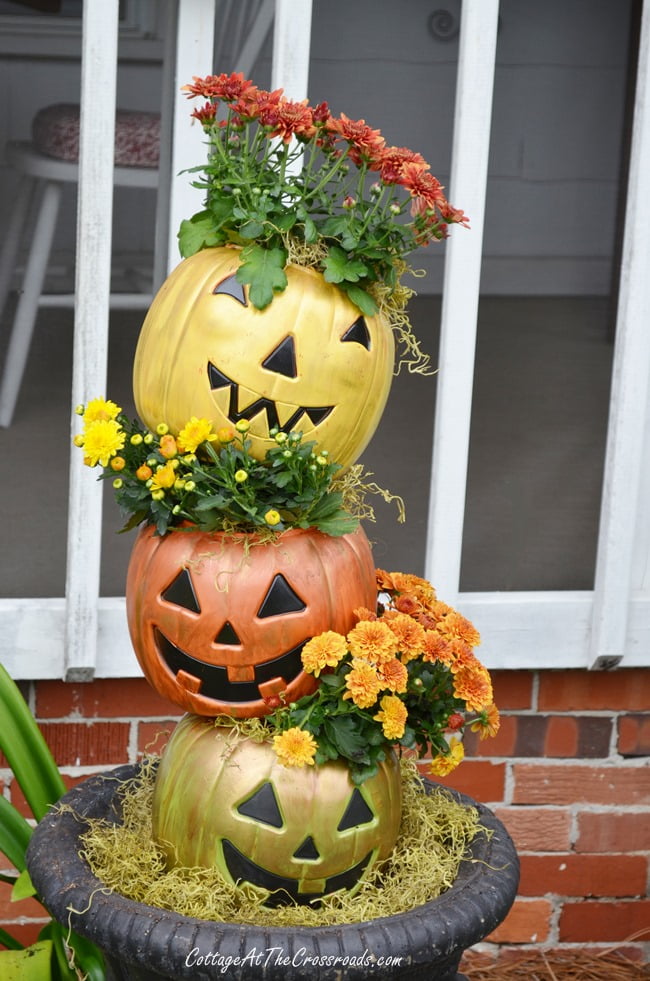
[32,103,160,168]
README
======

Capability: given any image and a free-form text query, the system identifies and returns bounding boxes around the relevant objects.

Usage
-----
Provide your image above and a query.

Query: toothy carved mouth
[222,838,372,907]
[155,628,305,703]
[208,362,334,433]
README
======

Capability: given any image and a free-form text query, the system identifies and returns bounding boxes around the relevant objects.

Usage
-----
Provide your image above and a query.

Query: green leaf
[0,664,66,821]
[0,940,53,980]
[324,716,371,763]
[341,283,378,316]
[322,245,368,285]
[0,926,23,951]
[239,219,265,239]
[177,213,224,258]
[313,511,359,537]
[0,795,31,872]
[236,244,288,310]
[11,868,36,901]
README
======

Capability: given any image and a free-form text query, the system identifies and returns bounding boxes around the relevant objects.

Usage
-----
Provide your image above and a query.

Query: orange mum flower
[394,593,421,617]
[422,631,454,666]
[353,606,377,622]
[470,702,501,740]
[373,694,407,740]
[375,569,396,591]
[343,659,383,709]
[347,620,397,665]
[380,611,425,663]
[453,664,493,712]
[429,737,464,777]
[378,657,408,694]
[301,631,347,677]
[438,610,481,647]
[273,727,317,767]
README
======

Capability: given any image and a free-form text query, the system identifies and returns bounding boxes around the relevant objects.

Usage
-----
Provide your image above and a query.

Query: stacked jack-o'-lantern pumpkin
[114,71,467,907]
[125,248,402,904]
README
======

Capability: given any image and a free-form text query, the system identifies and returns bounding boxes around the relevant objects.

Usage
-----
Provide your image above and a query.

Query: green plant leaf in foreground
[0,664,66,821]
[0,940,53,980]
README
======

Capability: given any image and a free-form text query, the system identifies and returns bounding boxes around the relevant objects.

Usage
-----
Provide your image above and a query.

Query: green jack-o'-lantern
[126,524,376,718]
[152,716,403,906]
[132,247,395,470]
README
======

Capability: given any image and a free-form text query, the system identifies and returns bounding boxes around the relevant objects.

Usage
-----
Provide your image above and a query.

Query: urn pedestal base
[27,765,519,981]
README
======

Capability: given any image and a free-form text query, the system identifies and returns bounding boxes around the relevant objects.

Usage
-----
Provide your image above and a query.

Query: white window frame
[0,0,648,679]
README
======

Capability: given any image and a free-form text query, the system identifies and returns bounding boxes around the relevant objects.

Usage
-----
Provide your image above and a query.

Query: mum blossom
[373,694,407,740]
[429,737,465,777]
[82,419,125,468]
[176,417,217,454]
[347,620,397,665]
[343,658,383,709]
[150,462,177,492]
[380,611,426,662]
[453,664,493,713]
[326,112,386,167]
[471,702,501,740]
[83,398,121,425]
[378,657,408,694]
[301,631,347,676]
[273,728,317,767]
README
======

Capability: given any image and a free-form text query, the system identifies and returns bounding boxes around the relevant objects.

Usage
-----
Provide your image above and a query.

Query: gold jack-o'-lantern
[126,524,376,718]
[132,247,395,470]
[152,716,403,906]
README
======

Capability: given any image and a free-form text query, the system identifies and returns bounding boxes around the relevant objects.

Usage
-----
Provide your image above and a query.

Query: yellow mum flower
[150,462,177,492]
[273,728,317,767]
[373,694,407,739]
[429,737,465,777]
[81,419,125,467]
[347,620,397,665]
[301,631,347,677]
[264,509,281,526]
[82,398,121,425]
[177,417,217,453]
[343,658,382,709]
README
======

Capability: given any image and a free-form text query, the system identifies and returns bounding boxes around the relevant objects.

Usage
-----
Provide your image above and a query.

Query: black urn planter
[26,764,518,981]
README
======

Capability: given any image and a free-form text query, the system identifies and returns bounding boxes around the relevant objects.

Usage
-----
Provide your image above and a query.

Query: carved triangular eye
[257,574,306,618]
[237,782,283,827]
[262,335,297,378]
[337,788,374,830]
[162,569,200,613]
[293,835,320,860]
[208,361,231,390]
[341,316,371,350]
[215,621,241,645]
[213,274,247,305]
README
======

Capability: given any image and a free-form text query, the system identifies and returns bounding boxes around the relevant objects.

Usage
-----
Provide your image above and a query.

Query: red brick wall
[1,669,648,962]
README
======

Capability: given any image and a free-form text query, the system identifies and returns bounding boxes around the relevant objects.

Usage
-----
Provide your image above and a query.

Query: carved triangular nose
[293,835,320,860]
[262,335,297,377]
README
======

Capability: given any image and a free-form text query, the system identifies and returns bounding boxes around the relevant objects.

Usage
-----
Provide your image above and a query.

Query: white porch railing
[0,0,648,679]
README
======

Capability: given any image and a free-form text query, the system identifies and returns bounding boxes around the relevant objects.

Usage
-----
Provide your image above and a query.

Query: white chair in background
[0,103,160,427]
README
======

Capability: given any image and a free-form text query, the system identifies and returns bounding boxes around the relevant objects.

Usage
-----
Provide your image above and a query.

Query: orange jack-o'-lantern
[132,248,394,470]
[152,717,402,906]
[126,524,376,717]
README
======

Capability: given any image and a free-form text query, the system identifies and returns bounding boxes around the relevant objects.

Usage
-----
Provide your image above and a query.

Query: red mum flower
[326,113,385,166]
[183,72,257,103]
[379,146,429,183]
[261,98,316,143]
